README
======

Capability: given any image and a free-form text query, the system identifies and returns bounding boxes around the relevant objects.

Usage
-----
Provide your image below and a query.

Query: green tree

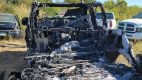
[83,0,95,3]
[104,0,115,11]
[116,0,127,19]
[65,0,80,3]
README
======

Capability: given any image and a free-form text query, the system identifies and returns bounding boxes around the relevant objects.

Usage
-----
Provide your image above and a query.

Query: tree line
[0,0,142,21]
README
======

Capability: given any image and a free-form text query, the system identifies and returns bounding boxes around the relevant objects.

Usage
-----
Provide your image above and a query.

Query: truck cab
[96,12,117,29]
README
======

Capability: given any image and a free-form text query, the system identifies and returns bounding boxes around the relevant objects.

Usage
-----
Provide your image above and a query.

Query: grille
[126,27,134,32]
[0,27,14,30]
[118,27,124,30]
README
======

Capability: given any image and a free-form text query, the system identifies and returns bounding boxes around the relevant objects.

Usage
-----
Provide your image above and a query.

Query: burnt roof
[35,2,103,8]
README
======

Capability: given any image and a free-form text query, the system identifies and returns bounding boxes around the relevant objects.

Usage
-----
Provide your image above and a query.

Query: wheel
[8,72,21,80]
[135,54,142,74]
[105,50,120,63]
[12,31,24,39]
[8,75,16,80]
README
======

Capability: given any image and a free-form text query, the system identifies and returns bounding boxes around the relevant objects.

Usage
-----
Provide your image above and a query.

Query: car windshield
[96,13,114,19]
[0,15,16,22]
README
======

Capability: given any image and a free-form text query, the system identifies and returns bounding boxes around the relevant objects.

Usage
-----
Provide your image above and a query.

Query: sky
[97,0,142,7]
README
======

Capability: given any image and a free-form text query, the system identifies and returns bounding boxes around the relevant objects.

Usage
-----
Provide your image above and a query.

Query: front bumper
[125,32,142,40]
[0,30,20,37]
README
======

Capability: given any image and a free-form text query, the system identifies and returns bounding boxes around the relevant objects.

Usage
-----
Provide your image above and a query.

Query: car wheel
[135,54,142,74]
[17,31,24,39]
[12,31,24,39]
[8,75,16,80]
[8,72,21,80]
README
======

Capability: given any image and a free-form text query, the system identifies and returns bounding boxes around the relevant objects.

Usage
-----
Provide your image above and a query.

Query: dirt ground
[0,40,27,80]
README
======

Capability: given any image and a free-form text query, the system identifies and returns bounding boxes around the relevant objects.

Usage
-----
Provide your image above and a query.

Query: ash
[21,41,141,80]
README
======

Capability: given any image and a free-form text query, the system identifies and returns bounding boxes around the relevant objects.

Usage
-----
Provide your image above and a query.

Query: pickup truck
[118,19,142,40]
[96,12,117,29]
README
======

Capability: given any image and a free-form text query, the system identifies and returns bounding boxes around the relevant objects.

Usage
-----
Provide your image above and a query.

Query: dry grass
[0,39,25,44]
[0,39,27,52]
[116,54,131,67]
[13,3,29,20]
[116,41,142,66]
[131,41,142,54]
[0,47,27,52]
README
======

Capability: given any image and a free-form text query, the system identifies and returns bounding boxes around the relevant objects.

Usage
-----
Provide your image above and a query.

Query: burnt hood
[0,22,16,30]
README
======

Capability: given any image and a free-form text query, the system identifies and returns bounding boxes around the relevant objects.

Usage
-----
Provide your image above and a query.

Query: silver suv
[0,13,21,38]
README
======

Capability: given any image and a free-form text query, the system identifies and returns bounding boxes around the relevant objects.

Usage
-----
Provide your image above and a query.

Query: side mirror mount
[22,17,28,25]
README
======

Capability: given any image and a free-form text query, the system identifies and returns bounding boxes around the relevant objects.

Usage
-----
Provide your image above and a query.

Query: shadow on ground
[0,51,27,80]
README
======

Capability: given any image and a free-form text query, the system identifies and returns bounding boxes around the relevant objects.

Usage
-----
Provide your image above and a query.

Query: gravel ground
[0,44,27,80]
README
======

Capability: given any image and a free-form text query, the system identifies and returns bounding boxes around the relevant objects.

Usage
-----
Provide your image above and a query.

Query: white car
[118,19,142,40]
[96,12,117,29]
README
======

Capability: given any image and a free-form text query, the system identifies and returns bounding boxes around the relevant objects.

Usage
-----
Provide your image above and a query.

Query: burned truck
[9,1,142,80]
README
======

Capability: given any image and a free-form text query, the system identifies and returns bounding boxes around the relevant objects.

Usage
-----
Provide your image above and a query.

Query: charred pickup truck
[9,1,142,80]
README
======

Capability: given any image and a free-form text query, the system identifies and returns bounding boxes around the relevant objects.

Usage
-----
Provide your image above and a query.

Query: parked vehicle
[96,12,117,29]
[0,13,21,38]
[118,19,142,40]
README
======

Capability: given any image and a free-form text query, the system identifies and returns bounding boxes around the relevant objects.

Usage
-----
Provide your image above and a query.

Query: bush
[0,3,14,13]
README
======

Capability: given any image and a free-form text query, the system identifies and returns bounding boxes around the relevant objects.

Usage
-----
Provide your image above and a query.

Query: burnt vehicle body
[9,1,142,80]
[0,13,21,38]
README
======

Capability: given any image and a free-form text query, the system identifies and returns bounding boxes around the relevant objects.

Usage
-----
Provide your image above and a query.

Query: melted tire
[136,54,142,74]
[8,75,16,80]
[105,50,120,63]
[8,72,21,80]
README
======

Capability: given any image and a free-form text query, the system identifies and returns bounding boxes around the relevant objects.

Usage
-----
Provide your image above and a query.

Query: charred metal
[9,1,142,80]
